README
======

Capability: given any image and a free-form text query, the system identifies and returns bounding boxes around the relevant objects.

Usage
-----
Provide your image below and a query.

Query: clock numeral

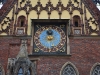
[36,43,41,45]
[34,48,39,52]
[61,43,63,46]
[36,31,41,34]
[36,24,41,28]
[42,27,46,30]
[49,49,51,52]
[59,47,65,52]
[55,48,58,51]
[60,25,65,28]
[34,36,38,39]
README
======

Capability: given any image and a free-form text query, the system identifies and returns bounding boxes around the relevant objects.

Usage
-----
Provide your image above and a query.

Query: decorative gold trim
[60,62,79,75]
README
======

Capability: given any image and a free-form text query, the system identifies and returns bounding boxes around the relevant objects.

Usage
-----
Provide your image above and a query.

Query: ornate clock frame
[31,19,69,55]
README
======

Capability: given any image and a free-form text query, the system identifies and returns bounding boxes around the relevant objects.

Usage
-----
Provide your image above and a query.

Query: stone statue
[17,39,28,59]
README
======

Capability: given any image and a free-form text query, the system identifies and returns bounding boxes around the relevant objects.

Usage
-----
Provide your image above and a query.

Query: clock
[34,25,66,53]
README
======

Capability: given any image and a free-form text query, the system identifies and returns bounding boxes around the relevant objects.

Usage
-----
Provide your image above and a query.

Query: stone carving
[7,39,36,75]
[17,39,28,59]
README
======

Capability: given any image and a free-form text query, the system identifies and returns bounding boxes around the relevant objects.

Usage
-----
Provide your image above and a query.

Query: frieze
[17,0,83,15]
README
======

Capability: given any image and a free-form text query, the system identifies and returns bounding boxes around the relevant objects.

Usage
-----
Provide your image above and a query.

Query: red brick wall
[36,38,100,75]
[0,39,9,73]
[0,38,32,73]
[0,38,100,75]
[0,38,20,73]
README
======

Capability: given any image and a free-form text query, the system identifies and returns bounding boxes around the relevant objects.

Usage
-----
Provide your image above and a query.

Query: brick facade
[0,0,100,75]
[0,37,100,75]
[35,38,100,75]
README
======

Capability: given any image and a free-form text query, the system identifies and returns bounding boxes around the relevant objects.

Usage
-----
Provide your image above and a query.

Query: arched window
[17,16,26,27]
[92,65,100,75]
[28,70,31,75]
[73,15,81,27]
[61,64,77,75]
[0,67,2,75]
[16,15,26,35]
[18,68,23,75]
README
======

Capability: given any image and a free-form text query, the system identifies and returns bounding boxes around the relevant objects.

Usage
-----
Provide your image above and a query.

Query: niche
[17,16,26,27]
[73,15,81,27]
[16,15,26,35]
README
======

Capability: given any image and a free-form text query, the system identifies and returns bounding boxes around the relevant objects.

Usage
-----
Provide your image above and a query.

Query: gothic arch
[90,63,100,75]
[28,65,35,75]
[0,64,5,75]
[14,62,25,75]
[73,15,81,27]
[17,67,24,75]
[17,15,26,27]
[60,62,79,75]
[9,67,14,75]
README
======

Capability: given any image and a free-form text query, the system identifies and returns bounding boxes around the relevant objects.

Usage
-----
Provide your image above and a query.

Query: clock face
[34,25,66,52]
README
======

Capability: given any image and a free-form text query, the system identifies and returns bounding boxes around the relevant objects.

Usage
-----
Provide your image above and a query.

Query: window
[18,68,23,75]
[73,15,80,27]
[17,68,31,75]
[62,64,77,75]
[72,15,82,35]
[20,20,24,27]
[17,16,26,27]
[92,65,100,75]
[28,70,31,75]
[75,21,78,27]
[16,16,26,35]
[0,67,2,75]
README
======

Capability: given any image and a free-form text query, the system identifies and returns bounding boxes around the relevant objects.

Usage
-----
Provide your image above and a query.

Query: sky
[0,5,2,8]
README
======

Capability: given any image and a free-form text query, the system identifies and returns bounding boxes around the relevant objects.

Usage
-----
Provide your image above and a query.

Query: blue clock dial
[39,29,61,48]
[34,25,66,52]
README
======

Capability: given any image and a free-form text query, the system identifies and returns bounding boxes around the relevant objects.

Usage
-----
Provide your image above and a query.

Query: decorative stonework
[90,63,100,75]
[17,39,28,58]
[60,62,79,75]
[7,39,36,75]
[0,0,100,35]
[0,17,12,35]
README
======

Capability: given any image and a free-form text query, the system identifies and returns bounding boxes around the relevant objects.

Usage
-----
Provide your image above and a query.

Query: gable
[0,0,100,36]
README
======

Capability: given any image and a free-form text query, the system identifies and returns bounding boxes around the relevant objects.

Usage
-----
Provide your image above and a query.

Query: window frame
[17,68,23,75]
[90,63,100,75]
[60,62,79,75]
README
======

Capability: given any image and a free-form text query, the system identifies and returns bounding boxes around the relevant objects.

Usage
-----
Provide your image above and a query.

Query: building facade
[0,0,100,75]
